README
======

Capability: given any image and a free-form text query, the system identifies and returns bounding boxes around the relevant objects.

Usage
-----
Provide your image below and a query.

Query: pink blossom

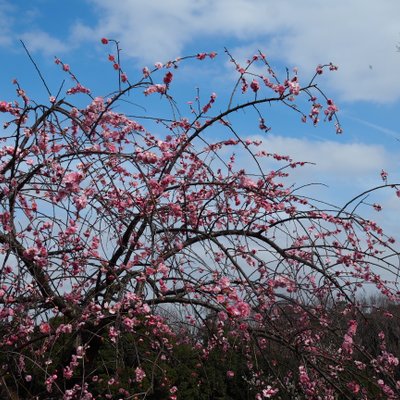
[219,276,230,289]
[73,194,88,211]
[218,311,228,321]
[262,386,279,398]
[227,301,250,318]
[226,370,235,378]
[158,262,169,277]
[108,326,119,343]
[373,203,382,211]
[324,98,338,121]
[135,367,146,383]
[239,176,258,189]
[236,301,250,317]
[329,62,338,71]
[341,320,357,355]
[347,320,357,336]
[143,67,150,77]
[39,322,51,335]
[24,246,39,260]
[250,79,260,93]
[45,375,57,392]
[57,324,73,334]
[347,381,360,394]
[273,84,286,96]
[63,366,74,379]
[66,83,91,95]
[216,295,225,304]
[144,84,166,96]
[0,101,10,112]
[137,150,158,164]
[287,77,300,95]
[63,171,84,191]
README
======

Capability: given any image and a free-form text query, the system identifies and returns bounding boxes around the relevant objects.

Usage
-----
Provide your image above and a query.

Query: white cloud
[233,134,400,238]
[346,116,400,142]
[266,1,400,103]
[0,0,14,46]
[73,0,400,103]
[0,1,398,223]
[1,1,399,102]
[19,31,70,57]
[1,0,399,103]
[0,3,76,58]
[237,134,396,200]
[256,135,388,175]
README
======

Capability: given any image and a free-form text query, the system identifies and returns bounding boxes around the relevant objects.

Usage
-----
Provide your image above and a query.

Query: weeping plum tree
[0,39,399,399]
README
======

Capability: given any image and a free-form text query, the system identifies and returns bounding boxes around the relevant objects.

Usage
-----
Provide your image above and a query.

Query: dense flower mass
[0,43,398,399]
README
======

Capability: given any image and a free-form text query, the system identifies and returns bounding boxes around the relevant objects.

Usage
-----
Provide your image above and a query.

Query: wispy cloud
[235,134,400,236]
[1,1,400,103]
[69,0,400,104]
[257,134,388,168]
[241,134,393,196]
[0,0,14,46]
[19,31,70,56]
[346,116,400,142]
[0,2,73,56]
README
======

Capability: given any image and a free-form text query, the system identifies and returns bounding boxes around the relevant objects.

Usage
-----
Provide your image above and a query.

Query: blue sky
[1,0,400,235]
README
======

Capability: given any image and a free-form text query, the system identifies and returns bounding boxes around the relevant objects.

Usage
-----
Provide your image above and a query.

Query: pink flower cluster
[144,84,167,96]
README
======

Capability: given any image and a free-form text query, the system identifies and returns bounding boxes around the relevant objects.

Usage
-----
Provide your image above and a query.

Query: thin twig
[20,39,52,96]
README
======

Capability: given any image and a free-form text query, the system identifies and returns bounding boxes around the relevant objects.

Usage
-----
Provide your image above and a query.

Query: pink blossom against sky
[0,0,400,234]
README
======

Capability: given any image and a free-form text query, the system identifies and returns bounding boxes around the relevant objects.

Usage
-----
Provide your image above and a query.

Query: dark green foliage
[1,299,399,399]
